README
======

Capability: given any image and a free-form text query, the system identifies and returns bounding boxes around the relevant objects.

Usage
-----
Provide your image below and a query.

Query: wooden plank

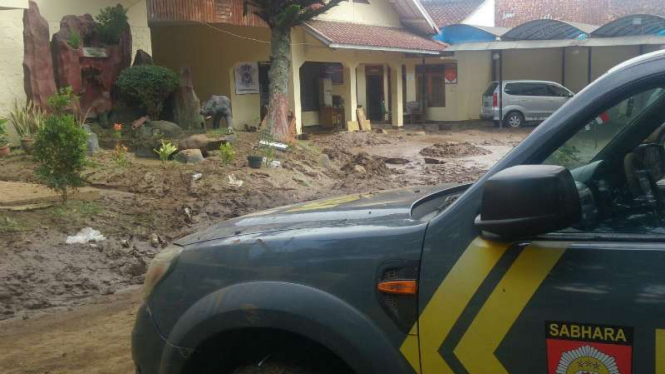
[357,106,371,132]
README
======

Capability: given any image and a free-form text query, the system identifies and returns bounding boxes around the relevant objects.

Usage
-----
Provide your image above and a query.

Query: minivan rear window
[483,83,498,96]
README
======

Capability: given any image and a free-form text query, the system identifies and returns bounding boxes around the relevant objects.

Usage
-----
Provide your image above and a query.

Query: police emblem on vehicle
[546,321,633,374]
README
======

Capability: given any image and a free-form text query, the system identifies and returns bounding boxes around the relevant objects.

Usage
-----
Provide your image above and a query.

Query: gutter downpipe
[499,50,503,129]
[421,55,426,122]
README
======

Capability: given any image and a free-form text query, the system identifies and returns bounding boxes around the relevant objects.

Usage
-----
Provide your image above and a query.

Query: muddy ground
[0,122,530,373]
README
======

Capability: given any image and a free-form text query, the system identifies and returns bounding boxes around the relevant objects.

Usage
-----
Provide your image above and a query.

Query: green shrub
[116,65,178,119]
[49,87,77,115]
[33,114,88,202]
[95,5,128,45]
[219,142,235,165]
[0,119,9,147]
[68,29,81,49]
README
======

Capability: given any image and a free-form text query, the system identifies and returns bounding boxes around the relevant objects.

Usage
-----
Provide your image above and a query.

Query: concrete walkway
[0,182,100,209]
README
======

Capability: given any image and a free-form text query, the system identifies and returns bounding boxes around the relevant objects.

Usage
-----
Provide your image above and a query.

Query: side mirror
[475,165,581,240]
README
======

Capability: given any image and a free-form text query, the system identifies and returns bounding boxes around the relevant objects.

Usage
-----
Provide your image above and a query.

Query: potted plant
[9,100,45,155]
[0,119,10,157]
[247,151,263,169]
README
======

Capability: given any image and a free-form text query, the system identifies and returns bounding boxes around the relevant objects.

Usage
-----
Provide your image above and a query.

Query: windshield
[544,88,665,169]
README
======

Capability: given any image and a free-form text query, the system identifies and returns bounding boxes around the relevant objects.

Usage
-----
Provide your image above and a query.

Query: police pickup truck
[133,51,665,374]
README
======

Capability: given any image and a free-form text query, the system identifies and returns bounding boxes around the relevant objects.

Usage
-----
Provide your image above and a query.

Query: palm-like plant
[244,0,343,141]
[9,100,45,140]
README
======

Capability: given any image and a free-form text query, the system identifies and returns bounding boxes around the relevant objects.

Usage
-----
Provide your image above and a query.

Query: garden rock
[83,124,99,155]
[318,154,331,169]
[23,1,57,109]
[173,67,204,130]
[175,149,204,164]
[178,134,225,157]
[146,120,183,138]
[133,49,153,66]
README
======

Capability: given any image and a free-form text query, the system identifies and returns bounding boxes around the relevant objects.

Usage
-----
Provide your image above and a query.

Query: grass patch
[50,201,102,219]
[0,214,30,233]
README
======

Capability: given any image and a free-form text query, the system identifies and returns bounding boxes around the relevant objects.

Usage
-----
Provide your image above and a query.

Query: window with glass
[543,86,665,235]
[416,64,447,107]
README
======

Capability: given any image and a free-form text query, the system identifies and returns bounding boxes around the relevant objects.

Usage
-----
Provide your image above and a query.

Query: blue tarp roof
[434,24,507,44]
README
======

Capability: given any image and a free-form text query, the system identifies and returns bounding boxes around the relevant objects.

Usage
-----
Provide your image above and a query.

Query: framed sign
[445,64,458,84]
[235,62,259,95]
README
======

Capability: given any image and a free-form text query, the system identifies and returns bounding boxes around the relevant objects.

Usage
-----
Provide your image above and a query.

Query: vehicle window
[547,85,570,97]
[504,83,522,95]
[483,82,498,96]
[543,87,665,235]
[506,83,548,96]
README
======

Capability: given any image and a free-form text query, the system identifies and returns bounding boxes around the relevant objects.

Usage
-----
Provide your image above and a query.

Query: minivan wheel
[505,112,524,128]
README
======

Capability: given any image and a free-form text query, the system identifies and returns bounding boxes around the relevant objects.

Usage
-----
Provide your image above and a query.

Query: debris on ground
[341,152,393,176]
[259,140,289,152]
[227,174,244,188]
[383,157,410,165]
[420,142,491,158]
[66,227,106,244]
[424,158,445,165]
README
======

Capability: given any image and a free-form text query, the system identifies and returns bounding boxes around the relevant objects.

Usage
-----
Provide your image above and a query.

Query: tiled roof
[496,0,665,28]
[422,0,484,28]
[305,20,447,53]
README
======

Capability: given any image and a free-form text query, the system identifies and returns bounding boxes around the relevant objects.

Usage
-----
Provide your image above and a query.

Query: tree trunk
[266,27,292,141]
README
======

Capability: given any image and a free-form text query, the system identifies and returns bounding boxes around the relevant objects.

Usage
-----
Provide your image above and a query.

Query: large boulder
[173,67,204,130]
[146,120,183,138]
[23,1,56,109]
[51,13,132,118]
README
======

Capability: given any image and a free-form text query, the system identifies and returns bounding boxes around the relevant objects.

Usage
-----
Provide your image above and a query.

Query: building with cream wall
[0,0,151,141]
[149,0,458,133]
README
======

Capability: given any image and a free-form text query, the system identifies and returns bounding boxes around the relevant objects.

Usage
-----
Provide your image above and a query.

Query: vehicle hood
[175,185,448,246]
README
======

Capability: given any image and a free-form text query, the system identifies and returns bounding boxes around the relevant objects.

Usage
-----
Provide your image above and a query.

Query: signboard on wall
[445,64,458,84]
[235,62,260,95]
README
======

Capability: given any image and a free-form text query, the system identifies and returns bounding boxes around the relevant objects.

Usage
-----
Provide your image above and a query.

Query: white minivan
[480,80,575,127]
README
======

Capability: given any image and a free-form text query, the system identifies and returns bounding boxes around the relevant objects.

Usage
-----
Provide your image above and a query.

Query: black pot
[247,155,263,169]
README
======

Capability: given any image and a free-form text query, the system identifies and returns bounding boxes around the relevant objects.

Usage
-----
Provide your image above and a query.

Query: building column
[390,63,404,128]
[290,60,304,134]
[344,62,358,124]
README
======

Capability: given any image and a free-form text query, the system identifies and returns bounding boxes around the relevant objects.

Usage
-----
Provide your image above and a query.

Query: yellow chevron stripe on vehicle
[401,330,421,374]
[657,329,665,374]
[454,242,566,374]
[400,238,510,374]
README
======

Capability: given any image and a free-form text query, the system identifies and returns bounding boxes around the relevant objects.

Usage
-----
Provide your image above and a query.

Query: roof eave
[329,43,442,55]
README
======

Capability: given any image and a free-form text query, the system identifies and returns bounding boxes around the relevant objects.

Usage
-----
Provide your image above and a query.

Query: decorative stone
[132,49,153,66]
[174,149,204,164]
[173,67,204,130]
[146,120,183,138]
[23,1,56,109]
[83,124,99,155]
[318,154,331,169]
